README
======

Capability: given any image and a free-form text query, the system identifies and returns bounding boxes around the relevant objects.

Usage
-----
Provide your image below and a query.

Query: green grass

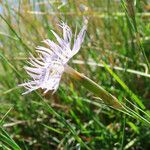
[0,0,150,149]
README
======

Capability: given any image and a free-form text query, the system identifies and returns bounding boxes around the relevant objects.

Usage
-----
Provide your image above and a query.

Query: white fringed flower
[20,22,87,94]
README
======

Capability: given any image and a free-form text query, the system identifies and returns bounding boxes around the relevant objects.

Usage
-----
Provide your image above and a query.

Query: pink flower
[19,21,87,94]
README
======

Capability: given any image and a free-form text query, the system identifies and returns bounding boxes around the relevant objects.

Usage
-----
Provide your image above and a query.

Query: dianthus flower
[20,22,87,94]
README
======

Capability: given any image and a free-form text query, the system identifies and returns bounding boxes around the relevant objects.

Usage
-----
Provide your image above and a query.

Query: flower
[20,21,87,94]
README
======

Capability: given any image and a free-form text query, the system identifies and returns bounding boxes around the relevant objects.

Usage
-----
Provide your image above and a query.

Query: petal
[24,66,42,74]
[51,30,64,46]
[26,70,40,79]
[51,29,72,58]
[28,59,43,68]
[29,53,45,66]
[43,39,67,62]
[72,25,87,55]
[61,22,72,44]
[36,46,53,56]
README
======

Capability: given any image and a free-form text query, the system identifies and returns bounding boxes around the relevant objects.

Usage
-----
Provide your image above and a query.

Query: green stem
[65,66,123,109]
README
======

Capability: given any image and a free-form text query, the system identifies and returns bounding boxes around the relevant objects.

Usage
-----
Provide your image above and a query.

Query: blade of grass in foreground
[0,107,13,126]
[42,124,63,135]
[0,127,21,150]
[0,107,21,150]
[102,62,145,109]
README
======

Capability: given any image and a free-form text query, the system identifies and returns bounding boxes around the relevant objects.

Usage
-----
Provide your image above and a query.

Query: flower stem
[65,66,123,109]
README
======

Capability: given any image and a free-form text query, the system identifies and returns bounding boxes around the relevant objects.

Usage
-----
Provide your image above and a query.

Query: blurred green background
[0,0,150,149]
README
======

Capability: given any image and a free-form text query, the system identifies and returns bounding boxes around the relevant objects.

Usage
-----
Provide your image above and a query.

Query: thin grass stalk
[122,103,150,125]
[102,61,145,109]
[121,114,126,150]
[121,0,150,71]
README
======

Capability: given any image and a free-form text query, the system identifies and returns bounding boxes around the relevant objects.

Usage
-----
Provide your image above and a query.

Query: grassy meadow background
[0,0,150,149]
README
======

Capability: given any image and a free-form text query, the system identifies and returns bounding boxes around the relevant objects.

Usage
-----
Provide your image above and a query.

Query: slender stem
[120,114,126,150]
[65,66,123,109]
